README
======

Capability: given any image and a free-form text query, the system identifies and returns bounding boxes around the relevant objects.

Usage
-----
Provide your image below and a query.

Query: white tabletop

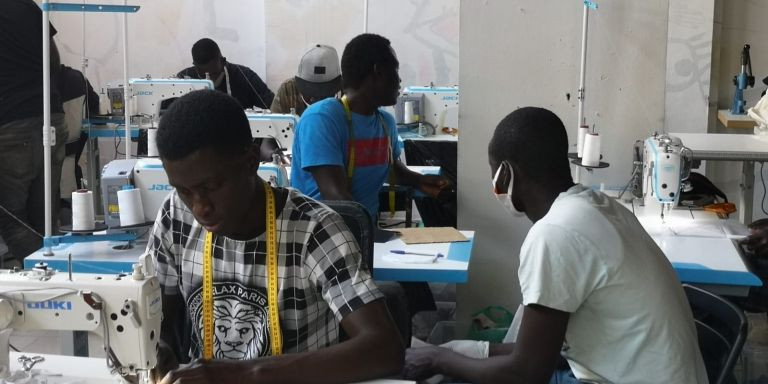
[403,133,458,142]
[373,231,474,283]
[671,132,768,161]
[25,239,145,274]
[622,198,761,296]
[6,352,414,384]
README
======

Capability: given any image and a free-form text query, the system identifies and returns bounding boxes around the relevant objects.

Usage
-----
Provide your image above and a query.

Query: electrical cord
[233,63,270,109]
[0,203,45,240]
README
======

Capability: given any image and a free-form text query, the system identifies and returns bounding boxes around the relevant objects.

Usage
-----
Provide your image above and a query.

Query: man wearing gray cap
[270,44,342,116]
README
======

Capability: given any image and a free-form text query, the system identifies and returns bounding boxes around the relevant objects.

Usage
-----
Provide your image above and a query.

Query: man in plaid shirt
[147,90,403,383]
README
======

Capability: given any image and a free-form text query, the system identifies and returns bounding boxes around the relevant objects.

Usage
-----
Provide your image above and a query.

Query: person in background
[270,44,342,116]
[58,64,99,203]
[148,90,403,384]
[263,44,343,161]
[403,107,708,384]
[291,33,449,219]
[0,0,67,265]
[178,38,274,110]
[290,33,452,346]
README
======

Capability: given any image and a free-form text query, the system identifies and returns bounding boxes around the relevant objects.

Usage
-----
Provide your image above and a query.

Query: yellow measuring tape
[202,181,282,359]
[340,96,397,216]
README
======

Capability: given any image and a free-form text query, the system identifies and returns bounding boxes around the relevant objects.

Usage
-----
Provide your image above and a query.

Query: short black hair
[192,38,221,65]
[157,90,252,161]
[488,107,572,185]
[341,33,396,90]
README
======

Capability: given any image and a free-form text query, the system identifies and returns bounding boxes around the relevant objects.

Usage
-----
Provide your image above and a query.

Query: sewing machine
[101,158,169,229]
[395,85,459,135]
[99,111,296,229]
[0,266,161,383]
[128,77,214,120]
[641,133,693,220]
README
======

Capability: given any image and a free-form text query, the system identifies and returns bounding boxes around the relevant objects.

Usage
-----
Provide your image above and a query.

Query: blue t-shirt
[291,98,403,217]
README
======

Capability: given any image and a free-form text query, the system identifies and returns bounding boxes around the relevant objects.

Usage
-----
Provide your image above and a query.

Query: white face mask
[491,162,525,217]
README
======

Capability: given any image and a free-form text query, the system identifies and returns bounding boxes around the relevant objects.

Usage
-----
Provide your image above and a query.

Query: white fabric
[62,95,84,144]
[748,93,768,135]
[518,184,708,384]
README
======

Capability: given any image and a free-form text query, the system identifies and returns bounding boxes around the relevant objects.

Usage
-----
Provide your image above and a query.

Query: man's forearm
[393,162,422,187]
[436,351,539,384]
[234,331,402,384]
[489,342,515,356]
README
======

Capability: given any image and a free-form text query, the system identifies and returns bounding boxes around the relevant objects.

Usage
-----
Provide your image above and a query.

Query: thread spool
[403,101,415,124]
[576,125,590,157]
[117,185,144,226]
[581,133,601,167]
[71,190,95,231]
[147,128,158,157]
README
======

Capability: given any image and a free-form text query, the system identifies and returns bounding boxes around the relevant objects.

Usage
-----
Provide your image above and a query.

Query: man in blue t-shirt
[291,33,449,218]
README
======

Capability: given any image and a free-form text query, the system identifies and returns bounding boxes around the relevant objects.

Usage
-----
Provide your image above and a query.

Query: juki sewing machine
[641,133,693,220]
[0,265,161,383]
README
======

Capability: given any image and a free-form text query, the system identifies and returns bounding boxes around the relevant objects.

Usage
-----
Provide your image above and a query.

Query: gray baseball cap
[295,44,342,100]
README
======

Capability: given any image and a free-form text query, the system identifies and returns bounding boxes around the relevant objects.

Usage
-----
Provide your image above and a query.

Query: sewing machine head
[642,133,693,219]
[0,266,162,381]
[129,77,214,119]
[246,110,297,154]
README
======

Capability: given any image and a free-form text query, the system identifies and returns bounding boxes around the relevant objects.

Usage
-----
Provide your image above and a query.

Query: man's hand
[150,341,179,383]
[417,174,451,198]
[403,345,450,381]
[158,359,247,384]
[742,218,768,258]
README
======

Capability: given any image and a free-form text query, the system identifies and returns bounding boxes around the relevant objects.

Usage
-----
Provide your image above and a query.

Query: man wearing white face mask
[404,107,708,384]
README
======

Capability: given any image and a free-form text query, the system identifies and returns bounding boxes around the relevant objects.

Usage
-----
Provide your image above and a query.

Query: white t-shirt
[518,184,708,384]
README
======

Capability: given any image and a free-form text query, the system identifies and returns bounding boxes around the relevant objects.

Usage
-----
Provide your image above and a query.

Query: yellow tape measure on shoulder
[340,95,397,216]
[202,181,282,360]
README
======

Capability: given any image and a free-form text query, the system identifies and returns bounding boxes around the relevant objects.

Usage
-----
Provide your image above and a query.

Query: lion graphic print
[187,282,272,358]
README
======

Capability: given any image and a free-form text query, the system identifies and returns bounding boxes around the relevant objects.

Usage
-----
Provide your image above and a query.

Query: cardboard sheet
[393,227,469,244]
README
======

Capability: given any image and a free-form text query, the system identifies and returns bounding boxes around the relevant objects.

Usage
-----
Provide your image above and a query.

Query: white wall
[456,0,670,329]
[265,0,459,91]
[664,0,716,135]
[48,0,267,92]
[49,0,459,97]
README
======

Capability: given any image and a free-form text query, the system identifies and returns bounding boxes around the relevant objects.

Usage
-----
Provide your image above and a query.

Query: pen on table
[391,250,444,258]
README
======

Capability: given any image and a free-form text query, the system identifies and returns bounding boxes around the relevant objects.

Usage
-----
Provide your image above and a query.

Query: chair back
[684,284,748,384]
[323,200,375,270]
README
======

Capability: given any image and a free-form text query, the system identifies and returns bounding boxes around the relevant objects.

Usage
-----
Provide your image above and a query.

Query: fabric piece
[395,227,468,244]
[148,188,383,360]
[518,184,708,384]
[290,98,403,218]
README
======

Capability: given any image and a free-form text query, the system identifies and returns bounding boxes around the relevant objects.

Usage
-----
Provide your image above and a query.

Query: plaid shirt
[147,188,382,360]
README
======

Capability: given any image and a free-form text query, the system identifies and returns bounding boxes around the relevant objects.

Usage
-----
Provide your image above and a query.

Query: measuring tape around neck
[339,96,397,216]
[202,181,282,359]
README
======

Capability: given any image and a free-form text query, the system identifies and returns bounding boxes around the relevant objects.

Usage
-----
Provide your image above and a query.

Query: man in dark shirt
[177,38,274,110]
[0,0,68,264]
